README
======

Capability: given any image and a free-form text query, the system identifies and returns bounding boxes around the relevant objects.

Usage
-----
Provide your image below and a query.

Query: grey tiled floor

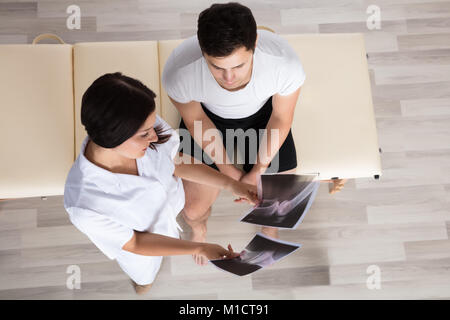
[1,0,450,299]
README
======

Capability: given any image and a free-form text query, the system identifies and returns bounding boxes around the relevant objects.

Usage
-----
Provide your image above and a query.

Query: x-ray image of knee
[210,233,301,276]
[257,174,317,203]
[239,247,285,268]
[241,174,320,229]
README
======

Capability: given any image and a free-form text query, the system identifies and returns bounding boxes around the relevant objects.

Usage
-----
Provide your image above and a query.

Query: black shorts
[178,96,297,173]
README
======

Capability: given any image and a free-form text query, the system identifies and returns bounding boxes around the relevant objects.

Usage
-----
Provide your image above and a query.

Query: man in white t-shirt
[162,2,305,265]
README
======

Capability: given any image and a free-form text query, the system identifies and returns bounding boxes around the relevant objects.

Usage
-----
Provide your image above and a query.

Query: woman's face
[114,112,158,159]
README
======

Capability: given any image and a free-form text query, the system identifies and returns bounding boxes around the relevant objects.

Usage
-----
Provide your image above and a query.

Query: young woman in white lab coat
[64,72,258,294]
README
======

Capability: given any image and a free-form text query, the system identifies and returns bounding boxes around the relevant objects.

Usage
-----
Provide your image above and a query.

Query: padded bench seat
[0,44,74,198]
[0,33,381,199]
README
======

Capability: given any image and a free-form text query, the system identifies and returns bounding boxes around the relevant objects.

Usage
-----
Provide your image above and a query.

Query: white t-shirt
[162,29,306,119]
[63,115,185,285]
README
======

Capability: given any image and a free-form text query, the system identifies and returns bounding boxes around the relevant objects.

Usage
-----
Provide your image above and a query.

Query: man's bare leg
[181,178,221,266]
[260,167,298,239]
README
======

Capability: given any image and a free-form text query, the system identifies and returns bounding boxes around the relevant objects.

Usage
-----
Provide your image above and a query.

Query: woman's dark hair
[81,72,170,149]
[197,2,257,57]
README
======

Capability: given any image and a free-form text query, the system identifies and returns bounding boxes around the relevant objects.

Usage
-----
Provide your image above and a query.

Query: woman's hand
[229,180,260,205]
[199,243,240,261]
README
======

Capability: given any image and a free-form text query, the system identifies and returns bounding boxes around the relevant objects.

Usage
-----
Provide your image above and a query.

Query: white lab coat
[64,115,185,285]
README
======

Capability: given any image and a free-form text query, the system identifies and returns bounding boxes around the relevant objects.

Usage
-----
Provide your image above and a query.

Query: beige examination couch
[0,32,381,199]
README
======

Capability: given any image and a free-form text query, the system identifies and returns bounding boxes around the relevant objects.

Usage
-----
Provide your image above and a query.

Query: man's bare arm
[169,97,243,179]
[252,87,301,173]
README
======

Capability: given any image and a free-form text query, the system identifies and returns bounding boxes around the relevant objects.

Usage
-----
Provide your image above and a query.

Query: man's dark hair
[197,2,257,57]
[81,72,170,149]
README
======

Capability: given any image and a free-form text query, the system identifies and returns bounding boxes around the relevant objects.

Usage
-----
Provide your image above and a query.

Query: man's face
[204,46,254,91]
